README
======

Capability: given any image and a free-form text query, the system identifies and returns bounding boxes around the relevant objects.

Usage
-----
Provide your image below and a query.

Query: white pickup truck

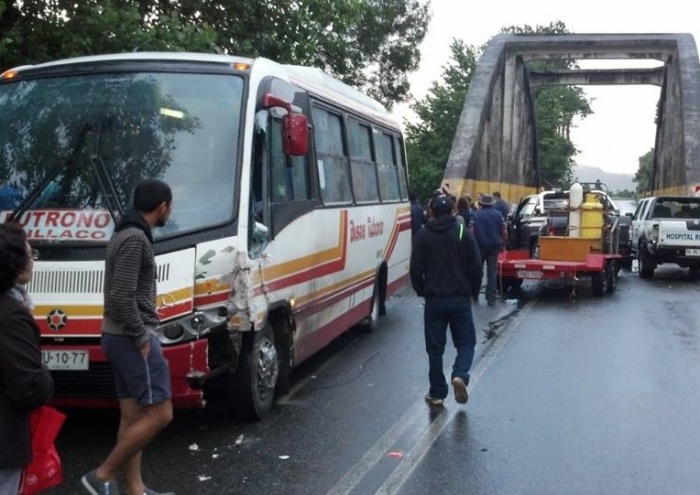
[631,196,700,278]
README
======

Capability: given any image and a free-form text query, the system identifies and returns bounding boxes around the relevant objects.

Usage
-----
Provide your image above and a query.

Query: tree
[633,148,654,195]
[501,21,592,187]
[612,189,636,199]
[0,0,430,109]
[405,40,479,203]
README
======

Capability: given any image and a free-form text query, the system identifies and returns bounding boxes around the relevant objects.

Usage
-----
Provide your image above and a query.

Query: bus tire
[271,313,293,396]
[359,266,387,332]
[359,287,381,333]
[234,323,279,420]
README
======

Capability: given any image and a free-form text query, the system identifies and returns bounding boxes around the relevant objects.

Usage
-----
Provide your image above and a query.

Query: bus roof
[7,52,256,72]
[283,65,389,116]
[5,51,398,129]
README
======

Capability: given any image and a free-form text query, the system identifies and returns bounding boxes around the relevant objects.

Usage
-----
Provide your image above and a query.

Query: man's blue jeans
[424,297,477,399]
[480,247,500,304]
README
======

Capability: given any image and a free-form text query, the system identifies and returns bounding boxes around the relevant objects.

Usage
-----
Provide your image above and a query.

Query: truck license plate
[686,249,700,256]
[516,270,543,279]
[41,350,89,370]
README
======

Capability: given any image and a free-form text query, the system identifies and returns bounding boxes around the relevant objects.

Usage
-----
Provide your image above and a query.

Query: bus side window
[312,106,352,204]
[348,118,379,203]
[395,137,409,200]
[375,130,400,202]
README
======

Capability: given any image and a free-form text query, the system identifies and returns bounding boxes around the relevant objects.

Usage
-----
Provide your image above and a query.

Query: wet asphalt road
[47,265,700,494]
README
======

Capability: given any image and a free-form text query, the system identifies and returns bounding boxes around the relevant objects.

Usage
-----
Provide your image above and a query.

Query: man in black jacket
[410,195,482,406]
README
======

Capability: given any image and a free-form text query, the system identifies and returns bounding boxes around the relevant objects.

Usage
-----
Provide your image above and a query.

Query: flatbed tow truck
[498,184,622,298]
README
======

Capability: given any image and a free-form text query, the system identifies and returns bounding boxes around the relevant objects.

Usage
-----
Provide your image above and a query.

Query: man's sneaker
[424,394,444,407]
[452,376,469,404]
[143,489,176,495]
[81,470,120,495]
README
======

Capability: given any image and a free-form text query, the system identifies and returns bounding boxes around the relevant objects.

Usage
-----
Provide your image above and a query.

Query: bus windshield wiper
[87,117,123,221]
[10,123,91,223]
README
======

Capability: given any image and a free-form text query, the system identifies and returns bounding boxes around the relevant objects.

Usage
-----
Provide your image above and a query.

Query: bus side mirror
[282,113,308,156]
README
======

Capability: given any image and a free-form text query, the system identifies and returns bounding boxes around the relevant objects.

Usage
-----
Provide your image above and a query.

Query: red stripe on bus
[294,275,375,316]
[194,292,230,307]
[384,220,411,261]
[37,300,193,335]
[295,297,373,365]
[262,241,348,293]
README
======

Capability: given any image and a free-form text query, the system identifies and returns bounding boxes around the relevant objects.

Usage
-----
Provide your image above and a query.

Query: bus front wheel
[234,323,279,420]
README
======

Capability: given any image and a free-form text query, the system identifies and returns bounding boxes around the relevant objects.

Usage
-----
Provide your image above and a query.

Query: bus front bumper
[44,339,210,410]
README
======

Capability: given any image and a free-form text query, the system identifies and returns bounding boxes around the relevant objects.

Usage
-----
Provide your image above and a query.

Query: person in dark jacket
[82,179,175,495]
[492,191,511,219]
[457,195,472,225]
[410,195,482,407]
[409,191,424,237]
[470,194,508,306]
[0,223,54,495]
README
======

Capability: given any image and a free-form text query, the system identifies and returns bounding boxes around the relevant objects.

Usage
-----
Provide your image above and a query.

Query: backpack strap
[458,223,464,241]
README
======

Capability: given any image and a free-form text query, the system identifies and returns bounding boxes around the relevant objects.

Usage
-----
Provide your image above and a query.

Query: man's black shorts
[101,333,171,406]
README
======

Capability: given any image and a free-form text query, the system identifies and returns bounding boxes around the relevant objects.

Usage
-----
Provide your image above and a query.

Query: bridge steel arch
[442,33,700,202]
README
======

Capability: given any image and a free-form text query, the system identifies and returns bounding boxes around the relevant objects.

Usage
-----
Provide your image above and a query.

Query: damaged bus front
[0,54,307,416]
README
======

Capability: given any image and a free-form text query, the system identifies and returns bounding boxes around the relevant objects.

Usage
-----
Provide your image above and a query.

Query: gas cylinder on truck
[568,182,584,238]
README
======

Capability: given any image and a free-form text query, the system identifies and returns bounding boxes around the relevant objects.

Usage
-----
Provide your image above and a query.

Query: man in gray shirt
[82,178,175,495]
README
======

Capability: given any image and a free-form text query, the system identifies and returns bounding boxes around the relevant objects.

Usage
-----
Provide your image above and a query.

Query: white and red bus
[0,53,411,419]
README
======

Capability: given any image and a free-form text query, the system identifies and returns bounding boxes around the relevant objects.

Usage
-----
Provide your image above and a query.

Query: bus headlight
[162,322,186,341]
[156,307,230,345]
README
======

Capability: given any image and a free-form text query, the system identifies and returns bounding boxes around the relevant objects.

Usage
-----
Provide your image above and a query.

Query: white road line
[374,301,537,495]
[327,400,425,495]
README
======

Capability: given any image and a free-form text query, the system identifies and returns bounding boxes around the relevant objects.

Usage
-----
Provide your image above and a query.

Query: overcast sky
[395,0,700,175]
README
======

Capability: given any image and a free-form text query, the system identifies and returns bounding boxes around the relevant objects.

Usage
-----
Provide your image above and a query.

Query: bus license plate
[686,249,700,256]
[42,350,89,370]
[516,270,543,279]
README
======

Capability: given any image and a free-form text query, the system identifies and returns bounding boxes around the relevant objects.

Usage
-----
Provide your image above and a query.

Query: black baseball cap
[430,195,453,215]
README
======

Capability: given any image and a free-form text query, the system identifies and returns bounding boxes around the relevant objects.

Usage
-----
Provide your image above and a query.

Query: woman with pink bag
[0,223,55,495]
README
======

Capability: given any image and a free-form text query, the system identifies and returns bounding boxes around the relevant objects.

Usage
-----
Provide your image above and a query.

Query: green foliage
[0,1,218,66]
[612,189,636,199]
[405,40,479,203]
[0,0,430,108]
[634,148,654,195]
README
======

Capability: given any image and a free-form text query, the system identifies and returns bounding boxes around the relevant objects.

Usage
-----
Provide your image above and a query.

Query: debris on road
[189,443,200,451]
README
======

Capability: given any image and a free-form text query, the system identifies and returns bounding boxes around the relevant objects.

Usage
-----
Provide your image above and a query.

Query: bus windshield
[0,71,243,242]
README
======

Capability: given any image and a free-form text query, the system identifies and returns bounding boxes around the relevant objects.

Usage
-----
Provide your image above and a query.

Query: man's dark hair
[457,196,469,211]
[133,178,172,213]
[0,223,29,294]
[493,191,502,199]
[409,190,417,202]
